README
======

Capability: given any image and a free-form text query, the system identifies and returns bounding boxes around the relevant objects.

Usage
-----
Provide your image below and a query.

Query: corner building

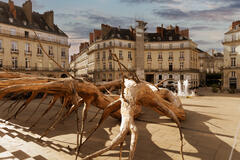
[73,22,200,88]
[0,0,69,77]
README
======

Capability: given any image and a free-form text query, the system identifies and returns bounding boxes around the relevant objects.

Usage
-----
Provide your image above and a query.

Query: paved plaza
[0,94,239,160]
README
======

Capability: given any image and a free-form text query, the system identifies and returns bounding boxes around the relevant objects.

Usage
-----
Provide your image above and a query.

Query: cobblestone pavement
[0,96,239,160]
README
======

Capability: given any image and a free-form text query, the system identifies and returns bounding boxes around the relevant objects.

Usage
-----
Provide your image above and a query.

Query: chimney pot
[43,11,54,30]
[22,0,32,24]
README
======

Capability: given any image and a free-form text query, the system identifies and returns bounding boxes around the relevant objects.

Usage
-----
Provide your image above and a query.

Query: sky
[4,0,240,55]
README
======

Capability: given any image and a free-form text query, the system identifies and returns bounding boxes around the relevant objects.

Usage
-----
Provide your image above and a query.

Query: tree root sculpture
[83,78,184,160]
[0,71,185,160]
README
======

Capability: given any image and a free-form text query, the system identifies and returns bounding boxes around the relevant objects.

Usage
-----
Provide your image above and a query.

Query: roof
[101,25,189,42]
[213,52,224,57]
[145,30,188,42]
[102,27,135,41]
[0,1,67,37]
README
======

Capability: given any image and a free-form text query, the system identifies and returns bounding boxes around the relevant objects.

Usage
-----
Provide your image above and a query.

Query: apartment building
[0,0,69,77]
[198,49,223,86]
[71,22,200,88]
[222,20,240,91]
[70,42,89,77]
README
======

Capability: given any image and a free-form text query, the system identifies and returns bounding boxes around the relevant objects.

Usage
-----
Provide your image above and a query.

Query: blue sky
[5,0,240,55]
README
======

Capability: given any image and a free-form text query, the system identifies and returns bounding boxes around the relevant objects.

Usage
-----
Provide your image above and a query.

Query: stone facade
[71,22,201,88]
[0,0,69,77]
[222,20,240,91]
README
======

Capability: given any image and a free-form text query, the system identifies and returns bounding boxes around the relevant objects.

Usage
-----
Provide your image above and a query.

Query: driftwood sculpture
[0,32,186,160]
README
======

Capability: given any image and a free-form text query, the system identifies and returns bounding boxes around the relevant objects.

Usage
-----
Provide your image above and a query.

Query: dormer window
[179,36,183,40]
[9,18,13,23]
[169,36,172,40]
[23,21,27,26]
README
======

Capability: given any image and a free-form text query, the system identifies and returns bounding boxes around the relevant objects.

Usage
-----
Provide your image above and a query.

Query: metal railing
[1,65,70,72]
[0,29,69,46]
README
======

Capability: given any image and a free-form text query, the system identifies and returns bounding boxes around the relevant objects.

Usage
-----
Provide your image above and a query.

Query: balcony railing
[179,57,185,61]
[25,50,32,56]
[1,65,70,72]
[144,44,192,50]
[92,43,136,51]
[11,49,19,54]
[37,53,43,57]
[0,29,69,46]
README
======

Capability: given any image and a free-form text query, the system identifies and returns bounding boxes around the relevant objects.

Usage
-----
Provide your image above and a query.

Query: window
[25,43,30,52]
[96,52,100,60]
[97,44,100,49]
[109,41,112,47]
[169,52,173,60]
[108,50,112,60]
[102,51,106,60]
[48,46,53,56]
[232,71,236,77]
[119,50,123,60]
[180,62,184,70]
[180,51,184,58]
[102,74,106,81]
[147,52,152,60]
[10,29,16,35]
[109,73,112,80]
[11,41,18,51]
[25,31,29,38]
[103,43,106,48]
[169,44,172,49]
[109,62,112,70]
[158,52,162,60]
[12,57,18,69]
[231,47,236,53]
[159,75,162,80]
[61,48,66,57]
[0,26,1,33]
[169,75,173,79]
[128,51,132,60]
[128,43,131,48]
[103,62,106,70]
[231,58,236,67]
[37,44,42,55]
[169,62,173,71]
[0,59,2,67]
[180,43,184,48]
[62,61,65,68]
[169,36,172,40]
[119,42,122,47]
[0,40,2,49]
[180,75,184,80]
[25,58,30,69]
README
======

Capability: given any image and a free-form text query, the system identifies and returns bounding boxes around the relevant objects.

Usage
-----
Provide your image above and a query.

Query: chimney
[43,11,54,30]
[89,32,94,44]
[8,0,16,19]
[175,25,180,34]
[232,20,240,30]
[180,29,189,39]
[22,0,32,24]
[94,29,102,41]
[101,24,111,39]
[156,26,164,38]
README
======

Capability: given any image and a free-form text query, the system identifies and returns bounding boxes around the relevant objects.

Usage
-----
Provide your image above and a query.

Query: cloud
[153,0,240,22]
[120,0,175,3]
[190,26,216,31]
